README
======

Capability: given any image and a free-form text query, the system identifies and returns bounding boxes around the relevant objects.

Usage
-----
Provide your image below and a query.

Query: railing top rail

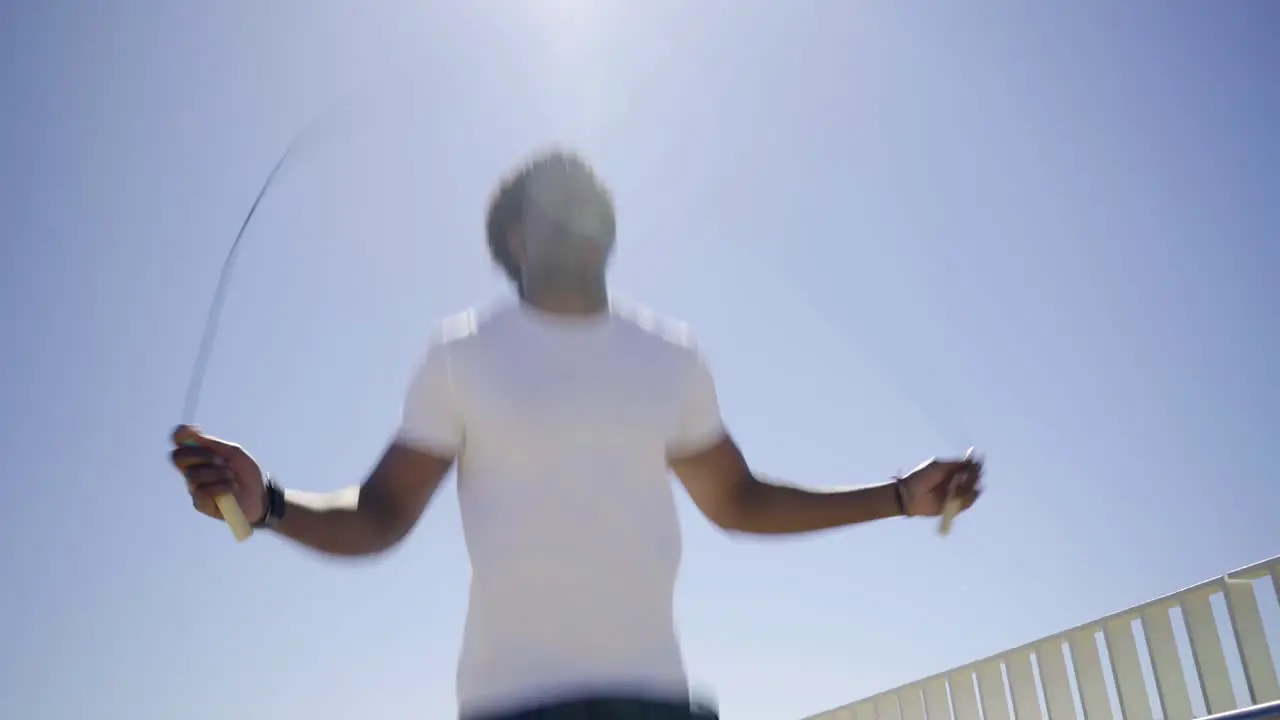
[1202,699,1280,720]
[803,700,1280,720]
[815,554,1280,714]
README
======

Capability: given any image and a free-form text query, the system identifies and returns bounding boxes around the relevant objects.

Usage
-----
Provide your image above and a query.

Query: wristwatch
[252,475,287,530]
[893,476,912,517]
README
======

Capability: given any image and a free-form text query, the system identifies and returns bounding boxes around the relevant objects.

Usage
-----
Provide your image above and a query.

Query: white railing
[803,556,1280,720]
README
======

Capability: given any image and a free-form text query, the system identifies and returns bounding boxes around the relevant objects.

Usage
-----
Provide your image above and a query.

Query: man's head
[486,149,616,297]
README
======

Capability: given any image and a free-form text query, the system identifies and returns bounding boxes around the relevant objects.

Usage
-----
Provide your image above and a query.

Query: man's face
[511,164,614,288]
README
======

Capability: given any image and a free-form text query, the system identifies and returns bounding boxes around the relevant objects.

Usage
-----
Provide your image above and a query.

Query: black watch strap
[252,476,286,530]
[893,476,911,517]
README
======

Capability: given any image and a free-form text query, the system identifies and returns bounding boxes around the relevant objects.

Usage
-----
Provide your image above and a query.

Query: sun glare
[531,0,603,37]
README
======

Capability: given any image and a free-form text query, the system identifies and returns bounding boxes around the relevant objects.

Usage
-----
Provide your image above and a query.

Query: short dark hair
[485,149,616,283]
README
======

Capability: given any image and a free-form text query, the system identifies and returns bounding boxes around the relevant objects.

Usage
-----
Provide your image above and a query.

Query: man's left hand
[899,455,984,517]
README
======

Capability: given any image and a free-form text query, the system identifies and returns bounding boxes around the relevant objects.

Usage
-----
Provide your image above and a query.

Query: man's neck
[521,282,609,317]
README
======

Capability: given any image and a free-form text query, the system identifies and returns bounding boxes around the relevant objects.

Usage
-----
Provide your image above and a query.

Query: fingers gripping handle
[180,440,253,543]
[938,447,973,537]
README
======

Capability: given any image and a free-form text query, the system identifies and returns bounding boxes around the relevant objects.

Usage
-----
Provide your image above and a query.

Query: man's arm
[269,442,454,556]
[670,438,903,535]
[269,337,464,556]
[666,348,903,535]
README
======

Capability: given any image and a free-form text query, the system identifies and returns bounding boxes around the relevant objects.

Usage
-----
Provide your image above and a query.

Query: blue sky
[2,2,1278,719]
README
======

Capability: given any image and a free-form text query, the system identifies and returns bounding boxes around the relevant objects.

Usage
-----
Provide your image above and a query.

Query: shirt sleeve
[395,342,463,457]
[667,349,728,458]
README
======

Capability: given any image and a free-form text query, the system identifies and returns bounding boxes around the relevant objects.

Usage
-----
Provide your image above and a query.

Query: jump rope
[177,83,374,541]
[179,86,982,544]
[178,129,308,542]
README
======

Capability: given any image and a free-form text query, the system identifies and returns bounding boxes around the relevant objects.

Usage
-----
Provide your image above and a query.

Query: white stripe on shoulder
[433,307,481,345]
[613,301,697,350]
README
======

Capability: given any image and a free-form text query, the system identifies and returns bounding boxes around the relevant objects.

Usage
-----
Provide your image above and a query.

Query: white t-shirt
[396,301,726,717]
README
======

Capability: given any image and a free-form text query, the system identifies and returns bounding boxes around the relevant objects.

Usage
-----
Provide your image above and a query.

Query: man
[171,149,983,720]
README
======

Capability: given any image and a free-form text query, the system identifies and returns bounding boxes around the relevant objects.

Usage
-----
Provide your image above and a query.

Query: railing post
[1182,589,1238,714]
[1037,639,1080,720]
[948,669,982,720]
[922,678,951,720]
[1141,603,1195,720]
[976,660,1011,720]
[1006,649,1042,720]
[874,692,901,720]
[1223,577,1280,704]
[1104,616,1153,720]
[1069,629,1113,720]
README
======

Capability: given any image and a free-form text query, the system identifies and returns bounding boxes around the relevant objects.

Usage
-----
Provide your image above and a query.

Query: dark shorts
[468,696,720,720]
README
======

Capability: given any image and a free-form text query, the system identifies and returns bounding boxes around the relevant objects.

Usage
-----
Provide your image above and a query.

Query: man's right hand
[171,425,267,524]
